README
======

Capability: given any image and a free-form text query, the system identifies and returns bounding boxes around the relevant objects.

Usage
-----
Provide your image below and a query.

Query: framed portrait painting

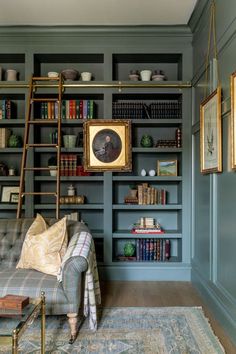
[83,119,132,172]
[231,71,236,169]
[200,87,222,174]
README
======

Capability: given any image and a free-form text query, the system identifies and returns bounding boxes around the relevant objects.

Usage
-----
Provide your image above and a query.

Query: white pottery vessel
[140,169,147,176]
[149,169,156,176]
[140,70,152,81]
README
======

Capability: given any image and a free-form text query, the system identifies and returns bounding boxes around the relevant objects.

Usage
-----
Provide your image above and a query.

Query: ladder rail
[56,74,63,219]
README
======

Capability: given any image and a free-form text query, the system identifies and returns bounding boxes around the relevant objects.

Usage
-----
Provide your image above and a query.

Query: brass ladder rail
[17,75,63,219]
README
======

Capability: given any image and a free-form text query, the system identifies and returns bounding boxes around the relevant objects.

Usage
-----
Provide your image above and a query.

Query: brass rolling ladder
[17,75,63,219]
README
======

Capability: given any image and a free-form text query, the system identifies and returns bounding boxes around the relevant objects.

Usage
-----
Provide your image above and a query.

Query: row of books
[112,101,182,119]
[137,184,167,205]
[40,100,95,120]
[0,128,11,148]
[0,100,15,119]
[60,154,77,176]
[136,238,171,261]
[117,239,171,262]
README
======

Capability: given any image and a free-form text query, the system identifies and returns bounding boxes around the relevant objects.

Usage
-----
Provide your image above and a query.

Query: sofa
[0,218,90,342]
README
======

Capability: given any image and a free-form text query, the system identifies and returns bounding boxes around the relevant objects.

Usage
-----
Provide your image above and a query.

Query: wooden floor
[100,281,236,354]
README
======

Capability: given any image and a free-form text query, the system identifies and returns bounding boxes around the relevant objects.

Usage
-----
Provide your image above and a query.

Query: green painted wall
[190,0,236,345]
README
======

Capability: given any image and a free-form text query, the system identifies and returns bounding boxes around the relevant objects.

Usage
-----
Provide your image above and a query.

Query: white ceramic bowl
[48,71,59,78]
[140,70,152,81]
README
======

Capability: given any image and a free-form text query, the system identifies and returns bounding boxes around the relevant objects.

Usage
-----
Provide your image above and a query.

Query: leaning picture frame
[231,71,236,169]
[200,86,222,174]
[0,185,19,203]
[157,160,178,176]
[83,119,132,172]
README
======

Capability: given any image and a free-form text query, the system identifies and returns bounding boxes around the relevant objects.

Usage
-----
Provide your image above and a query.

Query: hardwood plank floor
[100,281,236,354]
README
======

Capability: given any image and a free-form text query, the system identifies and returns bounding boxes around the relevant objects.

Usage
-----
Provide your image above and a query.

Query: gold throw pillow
[16,214,68,276]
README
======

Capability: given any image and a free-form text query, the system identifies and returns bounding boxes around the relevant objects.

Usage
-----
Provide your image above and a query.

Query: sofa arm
[62,256,88,311]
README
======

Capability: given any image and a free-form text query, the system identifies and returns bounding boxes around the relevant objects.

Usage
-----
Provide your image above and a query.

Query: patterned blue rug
[0,307,225,353]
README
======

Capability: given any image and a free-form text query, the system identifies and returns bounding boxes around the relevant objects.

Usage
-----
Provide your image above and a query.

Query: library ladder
[17,75,63,219]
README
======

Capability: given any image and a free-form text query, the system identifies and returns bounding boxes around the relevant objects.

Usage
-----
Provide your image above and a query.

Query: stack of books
[131,217,164,234]
[137,183,167,205]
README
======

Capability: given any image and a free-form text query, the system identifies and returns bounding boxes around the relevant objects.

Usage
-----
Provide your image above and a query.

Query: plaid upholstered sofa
[0,218,89,342]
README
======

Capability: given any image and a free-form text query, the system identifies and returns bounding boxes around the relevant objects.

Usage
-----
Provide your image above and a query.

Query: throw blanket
[57,231,101,331]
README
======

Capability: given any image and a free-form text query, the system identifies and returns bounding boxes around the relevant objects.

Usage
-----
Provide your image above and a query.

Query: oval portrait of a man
[92,129,122,163]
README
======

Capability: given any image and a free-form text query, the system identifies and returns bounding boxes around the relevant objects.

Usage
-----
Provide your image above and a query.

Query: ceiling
[0,0,198,26]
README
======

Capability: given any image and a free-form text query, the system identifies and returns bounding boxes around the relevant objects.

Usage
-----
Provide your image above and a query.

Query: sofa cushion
[0,268,78,314]
[16,215,68,276]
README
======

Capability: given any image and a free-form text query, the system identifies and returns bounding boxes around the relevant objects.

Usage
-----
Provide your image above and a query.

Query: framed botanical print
[231,71,236,169]
[83,119,132,172]
[200,87,222,174]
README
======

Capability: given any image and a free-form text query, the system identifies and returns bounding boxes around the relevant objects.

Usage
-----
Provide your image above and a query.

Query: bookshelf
[0,39,192,280]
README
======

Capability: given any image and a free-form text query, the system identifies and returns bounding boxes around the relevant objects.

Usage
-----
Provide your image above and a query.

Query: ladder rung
[33,77,60,81]
[22,192,57,196]
[24,167,58,171]
[28,120,58,124]
[26,144,58,148]
[32,98,58,102]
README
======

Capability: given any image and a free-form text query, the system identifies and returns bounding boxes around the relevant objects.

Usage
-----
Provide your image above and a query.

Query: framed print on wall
[0,185,19,203]
[200,86,222,174]
[83,119,132,172]
[231,71,236,169]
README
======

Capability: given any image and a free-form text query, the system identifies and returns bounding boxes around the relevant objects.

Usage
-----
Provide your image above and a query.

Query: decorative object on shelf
[0,185,19,203]
[61,69,79,81]
[140,134,153,147]
[63,134,77,148]
[6,69,17,81]
[8,166,16,176]
[140,70,152,81]
[140,168,147,176]
[156,139,178,148]
[59,195,84,204]
[0,162,8,176]
[67,184,76,196]
[124,242,135,257]
[8,134,23,148]
[128,185,138,198]
[157,159,178,176]
[83,119,132,172]
[152,70,166,81]
[48,156,57,177]
[200,87,222,174]
[76,165,91,176]
[81,72,92,81]
[129,70,139,81]
[231,71,236,169]
[132,217,164,234]
[148,169,156,177]
[47,71,59,78]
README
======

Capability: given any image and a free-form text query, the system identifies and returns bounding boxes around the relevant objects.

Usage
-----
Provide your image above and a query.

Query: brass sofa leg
[67,313,78,344]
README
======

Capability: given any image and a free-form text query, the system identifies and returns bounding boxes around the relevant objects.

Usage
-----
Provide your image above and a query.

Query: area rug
[0,307,225,353]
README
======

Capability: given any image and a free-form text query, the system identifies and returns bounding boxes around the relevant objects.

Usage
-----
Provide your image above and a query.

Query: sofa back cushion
[0,218,90,269]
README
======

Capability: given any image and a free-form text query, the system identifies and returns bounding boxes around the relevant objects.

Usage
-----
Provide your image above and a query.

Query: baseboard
[98,264,191,281]
[192,263,236,347]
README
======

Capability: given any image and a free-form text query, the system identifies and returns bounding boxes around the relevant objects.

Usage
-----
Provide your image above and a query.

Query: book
[131,228,164,234]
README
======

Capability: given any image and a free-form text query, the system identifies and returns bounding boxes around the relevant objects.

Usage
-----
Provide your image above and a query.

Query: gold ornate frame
[83,119,132,172]
[200,87,222,174]
[231,72,236,169]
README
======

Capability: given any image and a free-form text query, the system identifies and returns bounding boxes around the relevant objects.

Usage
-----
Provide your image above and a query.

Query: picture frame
[200,86,222,174]
[0,186,19,203]
[10,192,19,203]
[157,160,178,176]
[83,119,132,172]
[231,72,236,169]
